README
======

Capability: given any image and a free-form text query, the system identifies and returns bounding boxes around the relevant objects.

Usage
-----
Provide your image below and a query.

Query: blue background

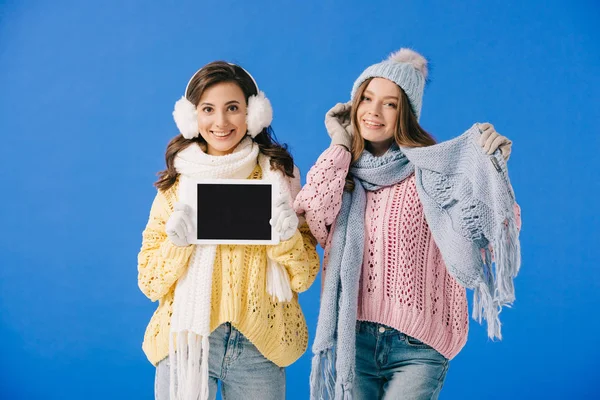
[1,0,598,399]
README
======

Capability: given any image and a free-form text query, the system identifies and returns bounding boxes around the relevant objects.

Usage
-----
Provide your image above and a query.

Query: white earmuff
[246,91,272,137]
[173,96,198,139]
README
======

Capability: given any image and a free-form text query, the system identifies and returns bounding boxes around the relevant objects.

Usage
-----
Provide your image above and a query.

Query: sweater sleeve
[266,224,320,293]
[137,189,195,302]
[293,145,351,248]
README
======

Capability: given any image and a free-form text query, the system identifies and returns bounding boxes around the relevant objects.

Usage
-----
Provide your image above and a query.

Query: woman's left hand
[270,196,299,242]
[478,123,512,161]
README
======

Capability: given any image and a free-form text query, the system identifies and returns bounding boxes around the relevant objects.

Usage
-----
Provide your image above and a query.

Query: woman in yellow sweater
[137,61,320,400]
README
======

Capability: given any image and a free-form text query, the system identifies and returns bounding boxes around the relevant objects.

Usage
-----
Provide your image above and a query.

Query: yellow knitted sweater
[137,165,320,367]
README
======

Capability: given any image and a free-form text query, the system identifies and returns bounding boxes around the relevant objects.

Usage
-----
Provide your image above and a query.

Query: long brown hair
[155,61,294,191]
[344,78,436,191]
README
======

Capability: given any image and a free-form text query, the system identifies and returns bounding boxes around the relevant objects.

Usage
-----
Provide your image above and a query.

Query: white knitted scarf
[169,137,294,400]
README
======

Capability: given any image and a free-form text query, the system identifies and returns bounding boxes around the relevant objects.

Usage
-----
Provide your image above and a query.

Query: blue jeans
[354,321,449,400]
[155,323,285,400]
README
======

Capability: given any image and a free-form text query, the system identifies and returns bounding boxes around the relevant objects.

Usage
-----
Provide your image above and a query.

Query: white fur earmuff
[173,96,199,139]
[172,65,273,139]
[246,91,273,137]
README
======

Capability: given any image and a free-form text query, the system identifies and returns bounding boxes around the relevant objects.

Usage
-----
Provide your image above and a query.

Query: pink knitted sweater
[295,145,522,360]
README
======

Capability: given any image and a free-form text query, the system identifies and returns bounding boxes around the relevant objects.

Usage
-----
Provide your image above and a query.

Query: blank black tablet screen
[196,183,272,241]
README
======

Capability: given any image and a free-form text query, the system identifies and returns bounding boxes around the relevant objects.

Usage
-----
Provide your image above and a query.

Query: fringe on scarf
[473,215,521,340]
[266,258,293,302]
[334,381,353,400]
[169,331,210,400]
[310,348,337,400]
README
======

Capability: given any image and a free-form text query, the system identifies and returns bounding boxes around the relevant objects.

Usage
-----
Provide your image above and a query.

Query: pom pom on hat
[388,48,428,80]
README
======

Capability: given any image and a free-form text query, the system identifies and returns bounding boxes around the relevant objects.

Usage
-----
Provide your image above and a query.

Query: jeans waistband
[356,320,402,337]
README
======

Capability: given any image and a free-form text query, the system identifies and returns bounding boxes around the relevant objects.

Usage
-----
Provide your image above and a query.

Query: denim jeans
[354,321,449,400]
[155,323,285,400]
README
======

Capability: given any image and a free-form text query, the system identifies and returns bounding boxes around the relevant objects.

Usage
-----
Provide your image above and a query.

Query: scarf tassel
[334,382,353,400]
[170,331,210,400]
[310,348,336,400]
[472,278,501,340]
[495,217,521,304]
[266,258,293,303]
[473,216,521,340]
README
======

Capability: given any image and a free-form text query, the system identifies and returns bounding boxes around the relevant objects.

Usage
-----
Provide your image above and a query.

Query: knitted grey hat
[351,48,428,120]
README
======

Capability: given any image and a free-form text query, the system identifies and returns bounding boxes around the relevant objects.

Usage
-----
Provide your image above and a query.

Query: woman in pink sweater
[295,49,521,399]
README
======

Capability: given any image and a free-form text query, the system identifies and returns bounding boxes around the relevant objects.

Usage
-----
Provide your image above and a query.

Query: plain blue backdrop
[1,0,598,399]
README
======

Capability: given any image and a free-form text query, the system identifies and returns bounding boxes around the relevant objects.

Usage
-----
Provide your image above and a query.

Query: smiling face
[196,81,248,156]
[355,77,401,155]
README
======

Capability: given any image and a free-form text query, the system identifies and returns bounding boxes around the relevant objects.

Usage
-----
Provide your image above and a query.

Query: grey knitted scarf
[310,124,521,400]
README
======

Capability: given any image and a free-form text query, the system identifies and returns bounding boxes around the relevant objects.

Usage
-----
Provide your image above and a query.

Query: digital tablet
[179,179,280,245]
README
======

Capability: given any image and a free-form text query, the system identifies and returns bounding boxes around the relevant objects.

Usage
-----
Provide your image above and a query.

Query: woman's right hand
[325,102,353,150]
[165,202,193,247]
